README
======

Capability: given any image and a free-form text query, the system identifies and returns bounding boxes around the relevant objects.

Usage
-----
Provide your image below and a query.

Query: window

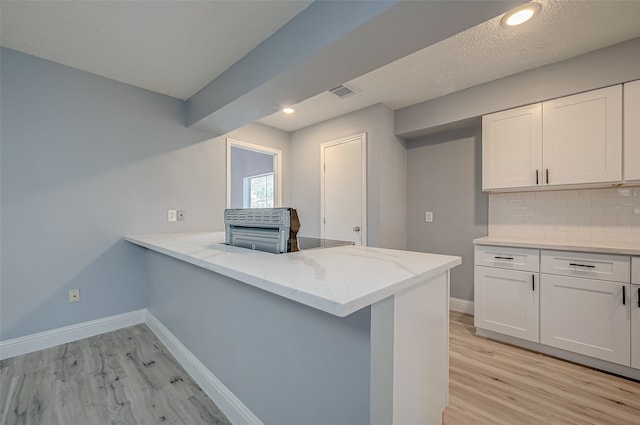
[226,138,282,209]
[244,172,274,208]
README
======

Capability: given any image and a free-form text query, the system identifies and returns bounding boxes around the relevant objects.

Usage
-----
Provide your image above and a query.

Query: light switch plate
[168,210,177,222]
[425,211,433,223]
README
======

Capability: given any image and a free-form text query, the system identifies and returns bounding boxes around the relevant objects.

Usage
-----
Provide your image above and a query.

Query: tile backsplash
[488,187,640,244]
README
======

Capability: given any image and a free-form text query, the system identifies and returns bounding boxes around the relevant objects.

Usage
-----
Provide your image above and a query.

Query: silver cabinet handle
[353,226,360,232]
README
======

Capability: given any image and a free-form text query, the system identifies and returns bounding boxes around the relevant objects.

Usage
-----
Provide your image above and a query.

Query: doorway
[321,133,367,246]
[226,139,282,209]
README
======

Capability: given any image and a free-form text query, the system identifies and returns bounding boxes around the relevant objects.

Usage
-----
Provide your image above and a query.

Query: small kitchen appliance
[224,208,300,254]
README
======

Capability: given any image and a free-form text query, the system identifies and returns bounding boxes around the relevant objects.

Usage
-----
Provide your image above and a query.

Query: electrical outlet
[168,210,177,222]
[177,210,185,221]
[425,211,433,223]
[69,289,80,303]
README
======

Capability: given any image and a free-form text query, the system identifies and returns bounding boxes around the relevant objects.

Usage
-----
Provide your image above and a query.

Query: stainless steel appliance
[224,208,299,254]
[224,208,354,254]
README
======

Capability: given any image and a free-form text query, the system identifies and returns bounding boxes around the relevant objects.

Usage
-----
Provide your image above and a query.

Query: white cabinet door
[482,104,542,190]
[542,85,622,186]
[540,274,630,366]
[625,80,640,182]
[633,285,640,369]
[474,266,539,342]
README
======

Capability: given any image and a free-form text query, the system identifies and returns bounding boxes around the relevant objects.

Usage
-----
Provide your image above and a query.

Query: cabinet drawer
[475,245,539,272]
[541,250,630,283]
[633,257,640,285]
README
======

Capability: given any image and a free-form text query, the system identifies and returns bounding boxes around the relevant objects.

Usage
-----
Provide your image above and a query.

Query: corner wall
[0,48,289,340]
[406,127,487,301]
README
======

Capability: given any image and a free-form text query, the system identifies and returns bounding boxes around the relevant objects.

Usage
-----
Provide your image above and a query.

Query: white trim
[1,310,263,424]
[320,133,367,246]
[449,297,474,315]
[226,138,282,209]
[0,309,146,360]
[145,311,263,425]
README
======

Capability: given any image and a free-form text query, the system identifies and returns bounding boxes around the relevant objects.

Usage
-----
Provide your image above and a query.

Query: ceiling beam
[187,0,524,136]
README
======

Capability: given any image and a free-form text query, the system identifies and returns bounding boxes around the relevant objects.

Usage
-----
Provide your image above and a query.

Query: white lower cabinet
[475,266,539,342]
[540,274,630,366]
[633,284,640,369]
[476,245,639,376]
[633,257,640,369]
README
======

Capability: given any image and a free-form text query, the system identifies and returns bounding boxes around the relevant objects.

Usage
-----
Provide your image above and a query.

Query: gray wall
[396,37,640,138]
[146,250,371,425]
[0,47,289,340]
[290,103,407,249]
[230,147,275,208]
[406,127,487,301]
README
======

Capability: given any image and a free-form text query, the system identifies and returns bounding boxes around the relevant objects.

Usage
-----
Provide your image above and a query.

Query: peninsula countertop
[125,232,461,317]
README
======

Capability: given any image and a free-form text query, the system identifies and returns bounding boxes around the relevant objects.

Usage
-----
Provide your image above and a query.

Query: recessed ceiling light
[501,2,541,27]
[282,107,295,114]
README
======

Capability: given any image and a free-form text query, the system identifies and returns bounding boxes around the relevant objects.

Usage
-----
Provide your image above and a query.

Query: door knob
[353,226,360,232]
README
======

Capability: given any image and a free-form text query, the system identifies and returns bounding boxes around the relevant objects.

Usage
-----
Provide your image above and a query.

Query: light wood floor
[0,324,231,425]
[445,311,640,425]
[3,315,640,425]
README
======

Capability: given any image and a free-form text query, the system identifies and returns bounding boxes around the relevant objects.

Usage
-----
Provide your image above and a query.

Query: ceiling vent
[328,84,358,99]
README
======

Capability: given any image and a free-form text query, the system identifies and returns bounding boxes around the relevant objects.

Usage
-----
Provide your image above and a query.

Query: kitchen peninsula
[126,232,461,425]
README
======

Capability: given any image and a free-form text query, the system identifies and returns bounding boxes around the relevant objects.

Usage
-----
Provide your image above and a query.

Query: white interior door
[321,134,366,245]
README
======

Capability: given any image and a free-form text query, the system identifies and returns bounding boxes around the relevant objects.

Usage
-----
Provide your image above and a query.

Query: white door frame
[226,138,282,208]
[320,133,367,246]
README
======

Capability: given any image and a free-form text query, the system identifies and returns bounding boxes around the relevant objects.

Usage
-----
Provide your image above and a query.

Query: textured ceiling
[0,0,312,100]
[3,0,639,133]
[259,0,640,132]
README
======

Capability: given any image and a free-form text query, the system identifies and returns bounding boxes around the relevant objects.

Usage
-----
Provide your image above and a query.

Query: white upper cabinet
[482,104,542,190]
[482,85,623,191]
[624,80,640,182]
[543,85,622,186]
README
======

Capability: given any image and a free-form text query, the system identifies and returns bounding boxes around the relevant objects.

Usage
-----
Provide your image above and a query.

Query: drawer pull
[623,286,626,305]
[494,256,514,260]
[569,263,595,268]
[546,168,549,184]
[536,169,539,185]
[532,274,535,291]
[638,288,640,308]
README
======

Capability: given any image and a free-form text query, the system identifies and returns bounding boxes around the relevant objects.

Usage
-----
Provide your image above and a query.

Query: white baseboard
[0,309,147,360]
[145,311,263,425]
[449,297,474,315]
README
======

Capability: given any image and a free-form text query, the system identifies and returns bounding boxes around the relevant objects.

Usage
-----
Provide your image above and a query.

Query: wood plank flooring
[2,314,640,425]
[446,311,640,425]
[0,324,231,425]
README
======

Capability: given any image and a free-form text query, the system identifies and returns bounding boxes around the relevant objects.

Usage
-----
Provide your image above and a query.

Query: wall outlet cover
[69,289,80,303]
[425,211,433,223]
[168,210,177,222]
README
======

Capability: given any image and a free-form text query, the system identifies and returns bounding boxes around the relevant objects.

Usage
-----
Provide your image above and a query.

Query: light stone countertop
[125,232,461,317]
[474,236,640,256]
